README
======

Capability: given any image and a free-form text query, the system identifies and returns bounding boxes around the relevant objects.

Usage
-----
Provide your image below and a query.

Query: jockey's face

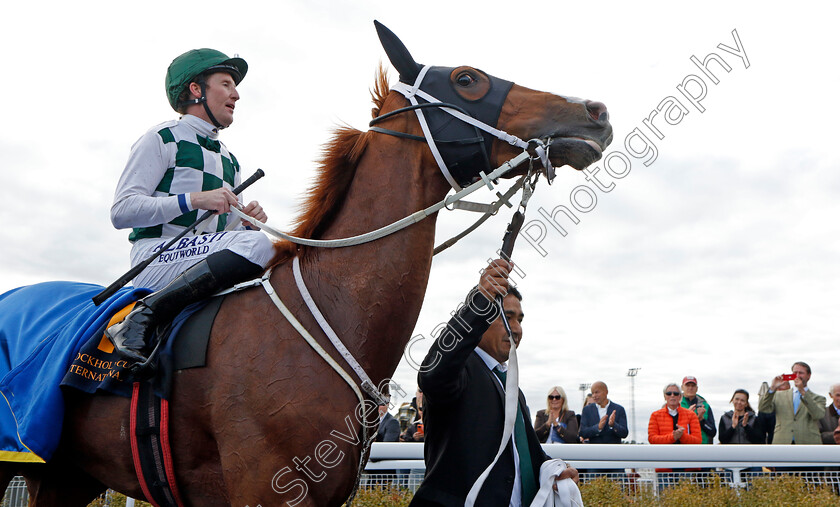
[189,72,239,128]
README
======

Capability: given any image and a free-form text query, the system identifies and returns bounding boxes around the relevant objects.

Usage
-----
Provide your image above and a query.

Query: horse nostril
[585,101,609,122]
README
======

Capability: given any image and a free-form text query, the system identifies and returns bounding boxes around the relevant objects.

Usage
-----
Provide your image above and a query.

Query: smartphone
[781,373,797,381]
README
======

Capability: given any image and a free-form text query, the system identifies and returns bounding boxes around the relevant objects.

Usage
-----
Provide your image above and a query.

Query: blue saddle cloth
[0,281,148,463]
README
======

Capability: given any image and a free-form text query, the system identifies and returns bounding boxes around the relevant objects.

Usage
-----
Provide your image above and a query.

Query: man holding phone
[758,361,826,444]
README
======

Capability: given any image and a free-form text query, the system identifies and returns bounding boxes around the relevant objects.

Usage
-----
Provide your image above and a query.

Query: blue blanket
[0,282,148,463]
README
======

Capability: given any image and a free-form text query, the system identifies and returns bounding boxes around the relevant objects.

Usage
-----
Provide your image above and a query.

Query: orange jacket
[648,407,701,444]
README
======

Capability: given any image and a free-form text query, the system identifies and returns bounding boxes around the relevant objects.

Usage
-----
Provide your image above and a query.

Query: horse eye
[456,73,475,86]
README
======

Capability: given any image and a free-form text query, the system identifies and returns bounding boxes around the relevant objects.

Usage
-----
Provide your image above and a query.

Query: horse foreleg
[23,461,105,507]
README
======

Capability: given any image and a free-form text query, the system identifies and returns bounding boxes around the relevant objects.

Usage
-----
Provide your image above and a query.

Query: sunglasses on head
[665,391,681,396]
[548,395,563,400]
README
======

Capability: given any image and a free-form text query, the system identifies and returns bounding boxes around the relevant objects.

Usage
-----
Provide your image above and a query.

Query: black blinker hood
[375,20,515,187]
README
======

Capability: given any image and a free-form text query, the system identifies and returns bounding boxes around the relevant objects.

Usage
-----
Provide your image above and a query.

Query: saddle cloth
[0,281,222,463]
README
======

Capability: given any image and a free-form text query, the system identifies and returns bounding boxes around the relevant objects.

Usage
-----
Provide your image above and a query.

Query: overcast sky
[2,1,839,443]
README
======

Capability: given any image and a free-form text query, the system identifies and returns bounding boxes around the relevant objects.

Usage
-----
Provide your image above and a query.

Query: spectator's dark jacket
[534,409,579,443]
[755,411,776,444]
[579,401,629,443]
[819,404,840,444]
[376,412,400,442]
[718,410,763,444]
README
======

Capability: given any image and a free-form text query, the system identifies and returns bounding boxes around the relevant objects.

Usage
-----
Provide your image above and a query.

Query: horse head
[374,20,613,188]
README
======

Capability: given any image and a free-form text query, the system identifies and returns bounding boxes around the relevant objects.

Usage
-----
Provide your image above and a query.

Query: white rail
[366,442,840,470]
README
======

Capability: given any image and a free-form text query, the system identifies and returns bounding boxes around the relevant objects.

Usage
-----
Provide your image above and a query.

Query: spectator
[819,383,840,444]
[649,383,701,481]
[756,382,776,444]
[578,393,594,429]
[376,402,400,442]
[758,361,826,444]
[579,381,629,444]
[534,386,579,444]
[680,376,716,444]
[648,383,701,445]
[401,407,425,443]
[719,389,763,444]
[400,388,425,442]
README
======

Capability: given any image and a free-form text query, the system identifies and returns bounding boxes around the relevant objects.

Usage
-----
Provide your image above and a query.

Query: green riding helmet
[165,48,248,111]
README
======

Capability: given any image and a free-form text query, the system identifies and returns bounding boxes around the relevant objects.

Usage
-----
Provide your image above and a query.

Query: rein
[230,64,552,252]
[229,150,533,250]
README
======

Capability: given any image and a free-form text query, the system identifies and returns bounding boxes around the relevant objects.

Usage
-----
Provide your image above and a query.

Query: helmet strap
[198,80,225,130]
[181,80,225,130]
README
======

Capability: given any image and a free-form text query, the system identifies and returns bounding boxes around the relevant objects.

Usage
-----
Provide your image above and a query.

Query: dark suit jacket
[376,412,400,442]
[819,404,840,444]
[412,289,547,507]
[579,401,629,443]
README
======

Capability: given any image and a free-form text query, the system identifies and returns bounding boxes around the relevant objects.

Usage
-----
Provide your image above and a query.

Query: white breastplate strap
[229,150,530,249]
[255,267,368,405]
[292,257,386,403]
[254,267,381,503]
[466,331,520,507]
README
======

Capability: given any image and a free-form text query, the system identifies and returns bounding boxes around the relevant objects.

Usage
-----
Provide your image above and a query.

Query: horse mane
[269,64,391,267]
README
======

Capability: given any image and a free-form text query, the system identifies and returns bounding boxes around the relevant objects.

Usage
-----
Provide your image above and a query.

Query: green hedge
[342,476,839,507]
[96,476,840,507]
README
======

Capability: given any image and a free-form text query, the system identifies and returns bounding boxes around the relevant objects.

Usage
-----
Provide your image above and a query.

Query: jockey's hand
[190,188,238,215]
[478,259,513,300]
[240,200,267,229]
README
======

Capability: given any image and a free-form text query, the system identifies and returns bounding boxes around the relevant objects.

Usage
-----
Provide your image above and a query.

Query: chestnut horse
[0,22,611,506]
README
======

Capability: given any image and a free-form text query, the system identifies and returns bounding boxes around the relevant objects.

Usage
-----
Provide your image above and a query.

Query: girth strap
[130,381,185,507]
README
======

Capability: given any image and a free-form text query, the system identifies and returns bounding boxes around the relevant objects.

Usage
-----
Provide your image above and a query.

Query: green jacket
[681,395,716,444]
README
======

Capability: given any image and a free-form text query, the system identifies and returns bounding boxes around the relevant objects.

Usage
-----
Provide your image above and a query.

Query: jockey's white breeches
[129,230,275,290]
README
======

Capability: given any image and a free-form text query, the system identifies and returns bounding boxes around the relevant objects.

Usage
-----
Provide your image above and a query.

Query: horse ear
[374,20,422,84]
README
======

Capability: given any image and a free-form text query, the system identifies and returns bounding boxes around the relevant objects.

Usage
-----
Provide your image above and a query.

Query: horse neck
[298,126,450,383]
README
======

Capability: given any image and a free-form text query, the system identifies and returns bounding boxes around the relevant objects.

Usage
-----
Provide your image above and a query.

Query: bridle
[370,64,554,191]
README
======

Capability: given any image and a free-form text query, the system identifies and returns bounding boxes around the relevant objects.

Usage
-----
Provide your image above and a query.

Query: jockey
[105,49,276,364]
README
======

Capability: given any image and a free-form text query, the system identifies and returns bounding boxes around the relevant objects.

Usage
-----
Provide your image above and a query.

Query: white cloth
[529,459,584,507]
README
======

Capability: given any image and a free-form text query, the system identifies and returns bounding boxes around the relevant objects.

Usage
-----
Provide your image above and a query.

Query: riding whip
[92,169,265,306]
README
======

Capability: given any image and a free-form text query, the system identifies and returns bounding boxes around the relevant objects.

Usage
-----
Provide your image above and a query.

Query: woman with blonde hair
[534,386,579,443]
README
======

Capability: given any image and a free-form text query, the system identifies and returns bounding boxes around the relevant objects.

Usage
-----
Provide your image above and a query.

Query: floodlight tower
[578,383,591,410]
[627,368,641,443]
